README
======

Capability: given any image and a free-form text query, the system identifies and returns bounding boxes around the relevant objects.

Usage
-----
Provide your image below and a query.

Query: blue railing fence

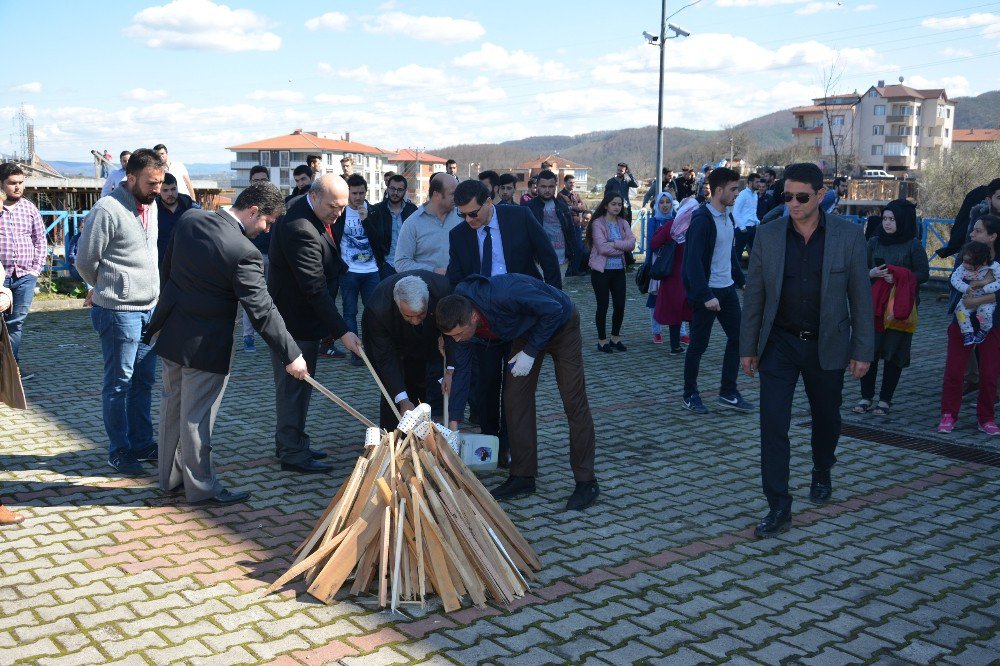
[40,209,89,273]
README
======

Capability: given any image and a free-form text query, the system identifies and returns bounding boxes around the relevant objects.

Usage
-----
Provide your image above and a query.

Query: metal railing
[40,209,89,273]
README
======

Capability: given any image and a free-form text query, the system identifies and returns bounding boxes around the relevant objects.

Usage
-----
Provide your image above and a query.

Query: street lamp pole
[654,0,667,204]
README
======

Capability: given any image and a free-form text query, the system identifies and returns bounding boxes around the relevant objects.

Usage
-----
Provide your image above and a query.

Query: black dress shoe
[190,488,250,506]
[280,459,334,474]
[566,480,600,511]
[754,508,792,538]
[809,468,832,504]
[309,450,329,460]
[490,476,535,500]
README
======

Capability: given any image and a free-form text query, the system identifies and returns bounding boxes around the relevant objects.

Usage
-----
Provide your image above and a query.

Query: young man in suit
[447,179,562,464]
[740,162,873,537]
[146,183,309,505]
[267,174,363,474]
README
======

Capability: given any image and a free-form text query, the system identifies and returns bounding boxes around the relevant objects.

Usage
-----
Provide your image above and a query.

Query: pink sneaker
[937,414,955,433]
[652,333,663,344]
[979,421,1000,436]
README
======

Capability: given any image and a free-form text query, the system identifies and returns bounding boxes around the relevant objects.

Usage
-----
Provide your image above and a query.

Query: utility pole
[654,0,667,205]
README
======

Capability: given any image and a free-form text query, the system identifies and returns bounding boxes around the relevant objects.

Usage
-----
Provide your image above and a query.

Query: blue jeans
[2,272,37,362]
[91,305,157,459]
[683,286,742,399]
[340,270,380,335]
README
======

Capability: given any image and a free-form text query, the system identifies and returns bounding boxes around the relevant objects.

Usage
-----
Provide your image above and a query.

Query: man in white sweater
[77,148,165,477]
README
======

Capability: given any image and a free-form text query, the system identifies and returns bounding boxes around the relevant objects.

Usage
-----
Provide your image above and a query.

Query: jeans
[2,272,37,362]
[340,270,380,335]
[683,285,741,398]
[649,308,662,335]
[590,268,626,340]
[91,305,157,459]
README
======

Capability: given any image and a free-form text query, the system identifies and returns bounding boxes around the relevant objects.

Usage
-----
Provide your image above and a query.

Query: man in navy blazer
[446,179,561,465]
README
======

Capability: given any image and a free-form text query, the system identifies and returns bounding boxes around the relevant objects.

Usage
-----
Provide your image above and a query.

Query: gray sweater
[77,184,159,311]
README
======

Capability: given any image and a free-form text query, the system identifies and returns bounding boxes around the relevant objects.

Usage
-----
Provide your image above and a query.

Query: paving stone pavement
[2,276,1000,665]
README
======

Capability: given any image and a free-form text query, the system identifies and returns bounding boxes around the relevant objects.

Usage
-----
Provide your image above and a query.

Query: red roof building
[952,129,1000,146]
[387,149,450,203]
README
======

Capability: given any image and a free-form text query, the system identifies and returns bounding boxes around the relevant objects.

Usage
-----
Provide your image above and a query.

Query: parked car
[862,169,894,179]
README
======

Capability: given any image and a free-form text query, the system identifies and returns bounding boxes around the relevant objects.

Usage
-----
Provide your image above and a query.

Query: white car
[862,169,894,179]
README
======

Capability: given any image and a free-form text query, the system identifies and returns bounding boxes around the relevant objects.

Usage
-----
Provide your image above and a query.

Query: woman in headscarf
[854,199,929,415]
[650,194,693,354]
[645,191,674,343]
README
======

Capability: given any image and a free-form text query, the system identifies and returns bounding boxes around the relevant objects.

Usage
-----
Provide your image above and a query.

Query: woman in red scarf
[855,200,928,416]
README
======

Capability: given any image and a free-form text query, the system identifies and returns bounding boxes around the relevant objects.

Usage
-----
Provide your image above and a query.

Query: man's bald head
[308,174,349,224]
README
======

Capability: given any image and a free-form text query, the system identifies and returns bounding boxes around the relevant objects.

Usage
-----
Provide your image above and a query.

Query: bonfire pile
[266,407,541,612]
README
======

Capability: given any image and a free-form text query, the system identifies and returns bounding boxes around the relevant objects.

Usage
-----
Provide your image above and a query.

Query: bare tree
[820,61,848,176]
[917,141,1000,219]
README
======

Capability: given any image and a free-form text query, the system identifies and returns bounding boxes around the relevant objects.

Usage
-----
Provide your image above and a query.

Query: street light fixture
[645,6,692,206]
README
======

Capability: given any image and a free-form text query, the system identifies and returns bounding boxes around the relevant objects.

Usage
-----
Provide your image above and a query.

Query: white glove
[508,351,535,377]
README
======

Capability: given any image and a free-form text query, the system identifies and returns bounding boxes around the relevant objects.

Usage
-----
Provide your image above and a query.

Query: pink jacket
[588,216,636,272]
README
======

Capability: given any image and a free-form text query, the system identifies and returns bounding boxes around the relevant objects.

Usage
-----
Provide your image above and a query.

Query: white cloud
[10,81,42,93]
[922,12,1000,39]
[247,90,304,103]
[796,2,843,15]
[362,12,484,42]
[124,0,281,51]
[942,47,973,58]
[122,88,168,101]
[313,94,364,105]
[382,64,450,89]
[305,12,349,31]
[716,0,808,6]
[855,3,876,10]
[905,75,971,96]
[452,42,573,82]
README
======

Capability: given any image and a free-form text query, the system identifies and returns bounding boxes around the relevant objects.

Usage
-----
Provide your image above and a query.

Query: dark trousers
[759,328,844,512]
[683,285,741,398]
[505,308,596,483]
[376,356,443,430]
[474,342,510,458]
[669,324,682,349]
[734,227,756,263]
[271,339,319,465]
[859,359,904,404]
[590,268,626,339]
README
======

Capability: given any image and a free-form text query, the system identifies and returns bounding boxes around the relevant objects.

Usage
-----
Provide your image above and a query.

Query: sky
[2,0,999,164]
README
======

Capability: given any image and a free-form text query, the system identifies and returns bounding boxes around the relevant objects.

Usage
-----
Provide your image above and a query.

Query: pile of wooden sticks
[266,425,541,612]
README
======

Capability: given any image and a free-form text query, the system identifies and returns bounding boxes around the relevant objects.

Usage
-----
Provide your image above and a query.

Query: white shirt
[476,206,507,276]
[168,160,192,197]
[732,187,759,231]
[101,167,127,197]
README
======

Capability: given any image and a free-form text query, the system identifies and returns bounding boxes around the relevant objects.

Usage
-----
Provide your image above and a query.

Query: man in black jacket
[680,167,752,415]
[146,183,308,505]
[605,162,638,222]
[361,271,462,429]
[268,174,363,473]
[525,170,584,277]
[155,172,198,263]
[364,173,417,275]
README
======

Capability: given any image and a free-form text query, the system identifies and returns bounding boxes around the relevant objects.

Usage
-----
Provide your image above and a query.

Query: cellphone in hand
[873,257,885,268]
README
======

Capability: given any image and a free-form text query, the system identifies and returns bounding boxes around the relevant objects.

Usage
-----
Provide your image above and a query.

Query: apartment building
[790,80,955,174]
[386,149,448,203]
[227,129,391,198]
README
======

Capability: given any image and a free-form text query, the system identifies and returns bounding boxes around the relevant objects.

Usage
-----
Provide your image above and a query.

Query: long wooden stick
[304,375,376,428]
[442,358,449,425]
[358,348,402,421]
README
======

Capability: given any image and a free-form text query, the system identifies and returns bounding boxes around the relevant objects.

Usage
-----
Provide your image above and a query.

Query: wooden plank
[304,375,377,427]
[391,499,406,612]
[410,480,426,605]
[343,445,389,526]
[423,482,487,607]
[266,526,350,593]
[306,495,385,604]
[378,505,390,608]
[414,494,461,612]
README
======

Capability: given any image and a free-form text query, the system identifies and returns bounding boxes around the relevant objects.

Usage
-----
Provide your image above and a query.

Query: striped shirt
[0,197,46,277]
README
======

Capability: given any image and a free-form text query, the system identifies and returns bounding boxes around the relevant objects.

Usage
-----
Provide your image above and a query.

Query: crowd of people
[2,146,999,537]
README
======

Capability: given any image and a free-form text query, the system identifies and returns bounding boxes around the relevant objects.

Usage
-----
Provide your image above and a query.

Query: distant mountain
[953,91,1000,130]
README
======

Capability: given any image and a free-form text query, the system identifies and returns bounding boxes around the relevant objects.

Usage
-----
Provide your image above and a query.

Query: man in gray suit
[740,162,874,538]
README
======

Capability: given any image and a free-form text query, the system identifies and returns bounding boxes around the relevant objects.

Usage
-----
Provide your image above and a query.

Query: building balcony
[230,160,260,169]
[886,115,914,125]
[885,135,914,145]
[884,155,910,166]
[792,126,823,136]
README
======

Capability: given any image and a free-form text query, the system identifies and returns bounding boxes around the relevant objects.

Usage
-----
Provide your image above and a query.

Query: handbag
[635,261,651,294]
[883,286,917,333]
[649,240,676,280]
[0,318,26,410]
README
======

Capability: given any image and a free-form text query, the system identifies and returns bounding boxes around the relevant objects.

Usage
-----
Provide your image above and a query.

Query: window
[279,151,289,167]
[868,90,879,98]
[874,105,885,116]
[814,138,821,147]
[872,145,884,156]
[894,125,911,136]
[327,153,334,164]
[832,115,845,126]
[947,108,951,118]
[886,143,910,156]
[259,151,270,167]
[945,128,950,138]
[873,125,884,135]
[916,106,921,116]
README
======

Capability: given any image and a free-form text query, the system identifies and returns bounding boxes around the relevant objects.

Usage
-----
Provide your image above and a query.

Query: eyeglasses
[783,192,814,204]
[387,186,406,194]
[458,201,487,220]
[250,177,268,183]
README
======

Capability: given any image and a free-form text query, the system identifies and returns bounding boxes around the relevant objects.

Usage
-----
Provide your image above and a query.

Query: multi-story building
[227,129,390,198]
[512,155,590,194]
[386,149,448,203]
[790,80,956,174]
[952,128,1000,150]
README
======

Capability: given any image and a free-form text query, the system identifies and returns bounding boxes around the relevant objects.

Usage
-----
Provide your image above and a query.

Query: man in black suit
[146,183,308,505]
[447,179,561,464]
[361,270,463,429]
[267,174,363,473]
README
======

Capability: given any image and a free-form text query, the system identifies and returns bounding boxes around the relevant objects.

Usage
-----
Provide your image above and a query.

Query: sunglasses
[458,202,487,220]
[783,192,814,204]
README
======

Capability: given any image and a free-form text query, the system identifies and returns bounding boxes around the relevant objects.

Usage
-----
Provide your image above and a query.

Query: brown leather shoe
[0,504,25,525]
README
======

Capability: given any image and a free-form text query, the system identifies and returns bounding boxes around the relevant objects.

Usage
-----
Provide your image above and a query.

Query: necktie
[481,226,493,277]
